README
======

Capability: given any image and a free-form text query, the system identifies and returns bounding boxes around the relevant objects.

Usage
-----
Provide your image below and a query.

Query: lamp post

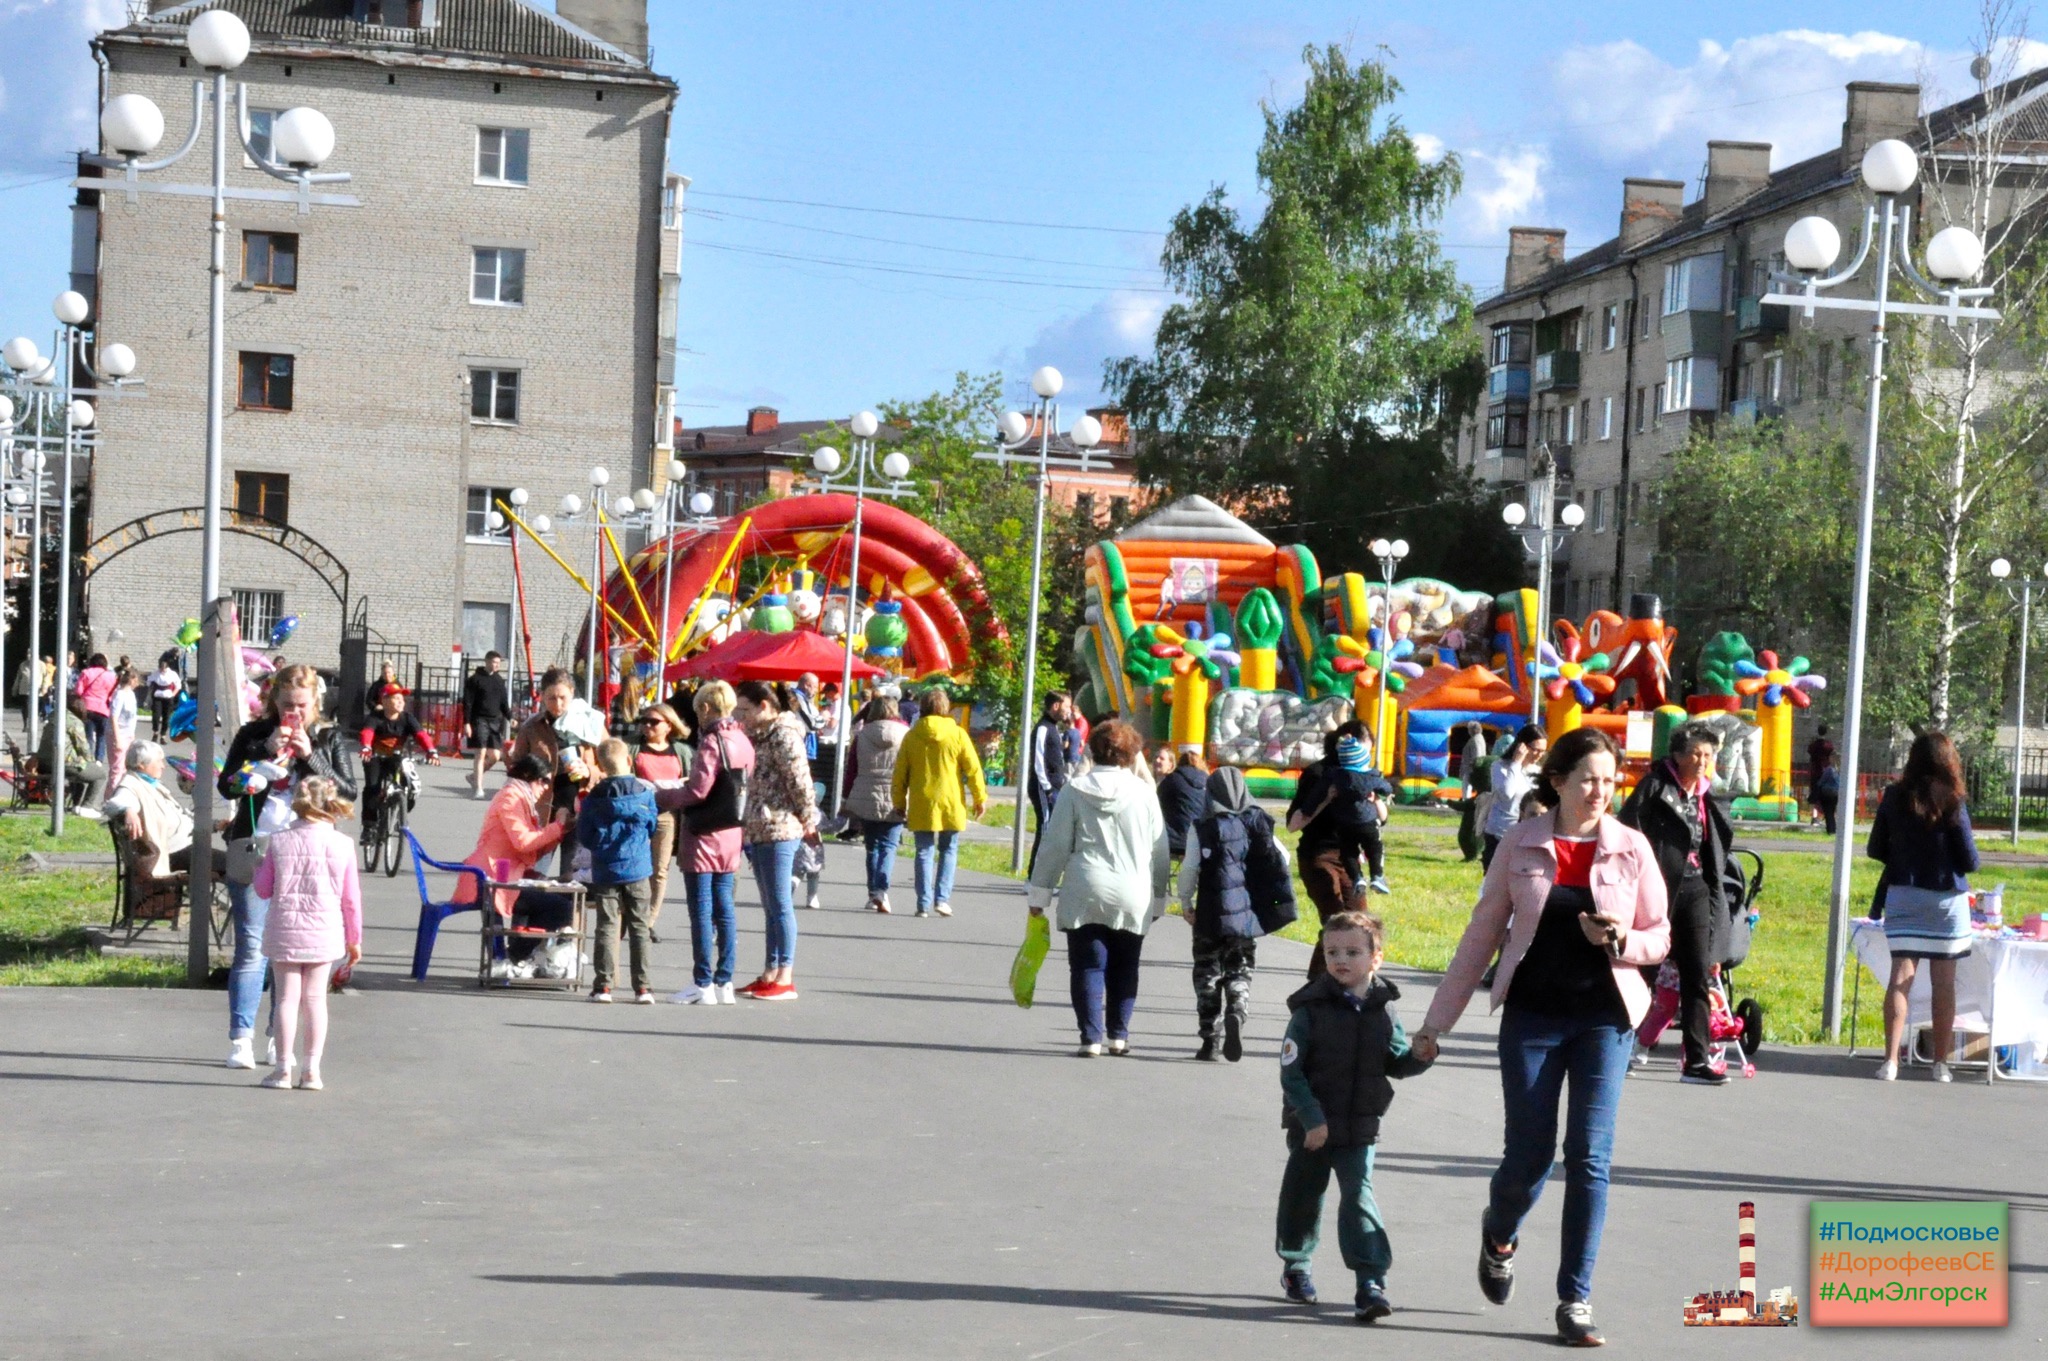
[1989,556,2045,846]
[811,412,915,817]
[977,368,1107,873]
[1,340,53,747]
[555,466,611,707]
[1501,447,1585,723]
[1366,536,1409,762]
[1759,138,1999,1040]
[82,8,357,983]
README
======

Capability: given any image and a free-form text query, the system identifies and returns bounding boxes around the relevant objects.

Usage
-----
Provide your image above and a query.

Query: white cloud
[1463,146,1546,232]
[1013,290,1172,411]
[1411,131,1446,163]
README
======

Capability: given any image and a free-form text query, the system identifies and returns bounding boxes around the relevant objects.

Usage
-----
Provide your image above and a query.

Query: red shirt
[1553,835,1596,887]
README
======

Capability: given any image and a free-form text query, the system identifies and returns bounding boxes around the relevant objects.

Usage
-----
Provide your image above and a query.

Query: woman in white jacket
[1027,720,1171,1056]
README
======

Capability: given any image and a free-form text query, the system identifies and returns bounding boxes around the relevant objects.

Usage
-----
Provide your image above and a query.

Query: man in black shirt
[1027,691,1072,873]
[462,652,513,801]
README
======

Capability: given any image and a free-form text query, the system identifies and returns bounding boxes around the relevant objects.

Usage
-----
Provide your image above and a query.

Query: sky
[0,0,2033,426]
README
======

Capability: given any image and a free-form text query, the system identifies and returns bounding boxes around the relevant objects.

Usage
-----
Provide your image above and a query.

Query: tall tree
[1106,43,1518,589]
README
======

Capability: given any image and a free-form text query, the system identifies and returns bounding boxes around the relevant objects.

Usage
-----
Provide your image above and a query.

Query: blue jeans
[912,830,958,910]
[863,820,903,896]
[1066,923,1144,1045]
[747,840,799,971]
[688,871,737,988]
[83,712,109,763]
[1485,1006,1634,1303]
[226,879,271,1040]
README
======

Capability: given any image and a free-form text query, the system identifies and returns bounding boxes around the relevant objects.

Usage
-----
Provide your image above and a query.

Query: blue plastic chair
[407,828,488,982]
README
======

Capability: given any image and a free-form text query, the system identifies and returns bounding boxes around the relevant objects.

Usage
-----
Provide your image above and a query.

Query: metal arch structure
[79,506,351,611]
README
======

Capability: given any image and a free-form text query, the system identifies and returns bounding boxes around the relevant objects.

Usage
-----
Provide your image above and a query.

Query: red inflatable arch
[602,494,1007,679]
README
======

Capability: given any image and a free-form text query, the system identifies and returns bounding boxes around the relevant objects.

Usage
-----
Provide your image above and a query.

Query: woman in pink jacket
[1412,727,1670,1348]
[251,777,362,1092]
[658,681,754,1006]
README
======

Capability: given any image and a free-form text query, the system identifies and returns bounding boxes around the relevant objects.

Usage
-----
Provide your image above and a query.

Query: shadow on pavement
[478,1269,1552,1338]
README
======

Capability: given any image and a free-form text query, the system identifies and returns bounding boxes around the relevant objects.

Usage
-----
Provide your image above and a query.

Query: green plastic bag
[1010,913,1052,1008]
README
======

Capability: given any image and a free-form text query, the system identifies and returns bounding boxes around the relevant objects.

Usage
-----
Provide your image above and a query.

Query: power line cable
[687,237,1176,294]
[690,189,1167,237]
[689,205,1164,274]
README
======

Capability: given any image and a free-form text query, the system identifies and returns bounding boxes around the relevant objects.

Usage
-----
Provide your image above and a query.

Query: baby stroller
[1630,848,1767,1078]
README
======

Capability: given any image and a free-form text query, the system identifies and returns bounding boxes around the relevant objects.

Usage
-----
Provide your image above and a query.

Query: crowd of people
[28,635,1992,1344]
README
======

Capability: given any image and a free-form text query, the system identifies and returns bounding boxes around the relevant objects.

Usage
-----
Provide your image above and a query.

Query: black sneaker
[1556,1300,1604,1346]
[1680,1063,1730,1086]
[1354,1284,1392,1324]
[1195,1037,1220,1062]
[1282,1267,1318,1306]
[1478,1225,1516,1305]
[1223,1011,1244,1063]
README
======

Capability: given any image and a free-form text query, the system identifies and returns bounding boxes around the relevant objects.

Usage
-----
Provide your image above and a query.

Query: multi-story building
[77,0,680,689]
[1455,75,2042,626]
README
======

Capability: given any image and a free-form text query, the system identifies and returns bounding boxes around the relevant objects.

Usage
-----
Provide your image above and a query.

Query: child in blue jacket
[577,738,659,1003]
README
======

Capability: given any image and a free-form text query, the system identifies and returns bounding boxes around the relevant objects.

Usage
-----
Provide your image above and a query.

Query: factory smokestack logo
[1683,1201,1800,1327]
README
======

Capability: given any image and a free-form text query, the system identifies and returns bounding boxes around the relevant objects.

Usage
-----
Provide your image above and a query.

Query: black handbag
[683,732,746,834]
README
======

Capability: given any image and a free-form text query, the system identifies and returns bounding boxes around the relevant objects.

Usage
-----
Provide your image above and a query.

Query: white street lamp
[52,292,90,327]
[977,373,1117,872]
[688,491,714,518]
[1502,443,1581,722]
[1762,136,2000,1040]
[2,337,40,372]
[1368,536,1410,764]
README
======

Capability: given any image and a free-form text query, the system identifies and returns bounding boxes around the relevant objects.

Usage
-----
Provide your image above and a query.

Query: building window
[237,352,294,411]
[465,485,515,542]
[232,471,289,525]
[1663,252,1723,315]
[363,0,424,25]
[1074,492,1095,522]
[243,107,280,165]
[1639,299,1652,339]
[475,128,530,185]
[1109,496,1130,523]
[1764,354,1783,404]
[1633,386,1647,433]
[1485,409,1527,451]
[470,368,519,423]
[1629,482,1642,525]
[471,247,525,305]
[1652,382,1666,421]
[1601,304,1618,350]
[1592,487,1609,533]
[461,601,511,658]
[1600,397,1613,440]
[232,589,284,642]
[242,231,298,291]
[1577,399,1590,442]
[1790,351,1806,402]
[1815,346,1832,399]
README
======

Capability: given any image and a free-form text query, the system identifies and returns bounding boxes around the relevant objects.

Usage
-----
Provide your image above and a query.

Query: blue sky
[0,1,2027,424]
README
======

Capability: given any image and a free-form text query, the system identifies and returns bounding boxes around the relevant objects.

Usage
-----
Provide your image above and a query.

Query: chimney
[1840,81,1920,169]
[1504,227,1567,291]
[555,0,649,60]
[1620,178,1684,250]
[1087,407,1130,449]
[1704,141,1771,215]
[745,406,778,436]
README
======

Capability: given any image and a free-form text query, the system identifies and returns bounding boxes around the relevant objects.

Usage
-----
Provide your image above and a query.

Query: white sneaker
[1076,1043,1103,1057]
[934,901,953,917]
[806,894,822,910]
[471,787,488,801]
[1628,1042,1650,1070]
[669,984,708,1005]
[266,1036,277,1066]
[876,893,892,915]
[1875,1058,1898,1081]
[1932,1060,1954,1083]
[716,982,737,1005]
[226,1036,255,1069]
[73,806,104,821]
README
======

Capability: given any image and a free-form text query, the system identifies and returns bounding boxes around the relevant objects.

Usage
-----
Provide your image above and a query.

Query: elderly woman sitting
[103,739,226,879]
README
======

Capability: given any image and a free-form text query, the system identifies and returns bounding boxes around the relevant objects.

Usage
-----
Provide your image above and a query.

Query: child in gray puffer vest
[1176,767,1296,1062]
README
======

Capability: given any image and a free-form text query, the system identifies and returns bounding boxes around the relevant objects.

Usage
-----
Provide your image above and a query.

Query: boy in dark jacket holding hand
[578,738,659,1004]
[1276,910,1431,1323]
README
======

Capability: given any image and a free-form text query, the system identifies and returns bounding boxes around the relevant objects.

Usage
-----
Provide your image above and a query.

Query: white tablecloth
[1849,918,2048,1048]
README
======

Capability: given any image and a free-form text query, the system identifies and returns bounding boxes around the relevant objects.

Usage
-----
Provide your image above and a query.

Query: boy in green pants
[1276,909,1433,1322]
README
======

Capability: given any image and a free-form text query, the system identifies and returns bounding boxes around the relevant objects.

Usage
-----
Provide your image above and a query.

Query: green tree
[804,372,1088,741]
[1105,43,1519,589]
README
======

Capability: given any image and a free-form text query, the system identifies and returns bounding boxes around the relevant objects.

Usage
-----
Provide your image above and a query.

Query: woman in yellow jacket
[890,689,986,917]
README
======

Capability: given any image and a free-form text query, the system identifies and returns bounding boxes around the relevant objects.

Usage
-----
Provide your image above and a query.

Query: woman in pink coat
[1412,727,1670,1347]
[251,777,362,1092]
[657,681,754,1005]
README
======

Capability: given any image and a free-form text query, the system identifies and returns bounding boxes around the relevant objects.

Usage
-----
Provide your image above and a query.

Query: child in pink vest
[251,776,362,1090]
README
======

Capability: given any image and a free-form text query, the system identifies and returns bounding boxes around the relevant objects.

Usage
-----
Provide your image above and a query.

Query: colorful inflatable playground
[1071,496,1824,818]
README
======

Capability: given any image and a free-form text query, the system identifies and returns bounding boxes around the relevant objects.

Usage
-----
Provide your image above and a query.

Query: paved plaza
[2,767,2042,1359]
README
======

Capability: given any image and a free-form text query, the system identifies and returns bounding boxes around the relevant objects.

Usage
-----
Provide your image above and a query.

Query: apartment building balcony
[1735,294,1788,338]
[1727,396,1784,427]
[1533,351,1580,392]
[1660,308,1723,357]
[1488,363,1531,402]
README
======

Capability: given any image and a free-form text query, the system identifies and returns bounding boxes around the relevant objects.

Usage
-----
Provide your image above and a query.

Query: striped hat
[1336,736,1371,772]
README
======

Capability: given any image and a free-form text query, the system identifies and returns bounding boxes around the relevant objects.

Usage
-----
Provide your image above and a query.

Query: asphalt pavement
[1,764,2042,1359]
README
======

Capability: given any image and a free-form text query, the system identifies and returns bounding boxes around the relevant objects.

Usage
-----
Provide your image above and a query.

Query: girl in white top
[149,658,182,741]
[108,668,142,794]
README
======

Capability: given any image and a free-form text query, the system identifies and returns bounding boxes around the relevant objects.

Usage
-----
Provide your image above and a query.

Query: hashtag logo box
[1810,1201,2007,1327]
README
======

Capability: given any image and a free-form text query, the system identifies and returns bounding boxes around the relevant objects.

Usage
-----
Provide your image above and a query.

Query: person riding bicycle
[358,686,440,826]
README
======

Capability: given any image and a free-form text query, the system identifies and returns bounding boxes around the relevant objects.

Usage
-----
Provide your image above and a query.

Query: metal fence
[1790,744,2048,829]
[408,662,538,754]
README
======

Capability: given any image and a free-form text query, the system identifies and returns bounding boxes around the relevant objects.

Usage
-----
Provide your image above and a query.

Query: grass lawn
[947,812,2044,1048]
[0,809,185,988]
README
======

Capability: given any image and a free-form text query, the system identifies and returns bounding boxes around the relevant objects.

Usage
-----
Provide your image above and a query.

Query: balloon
[174,619,202,648]
[269,614,299,648]
[752,592,795,635]
[168,692,198,739]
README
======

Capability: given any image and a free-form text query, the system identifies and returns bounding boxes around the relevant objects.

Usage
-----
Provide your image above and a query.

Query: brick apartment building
[78,0,681,681]
[1456,75,2047,625]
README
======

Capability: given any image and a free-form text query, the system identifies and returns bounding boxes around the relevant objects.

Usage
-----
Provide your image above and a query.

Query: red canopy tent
[665,628,885,684]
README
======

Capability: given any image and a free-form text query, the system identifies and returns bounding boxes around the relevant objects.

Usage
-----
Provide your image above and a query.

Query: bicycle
[359,753,419,877]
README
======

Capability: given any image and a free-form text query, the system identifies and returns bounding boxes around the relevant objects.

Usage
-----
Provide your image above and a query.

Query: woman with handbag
[219,664,358,1071]
[659,681,755,1005]
[733,680,818,1000]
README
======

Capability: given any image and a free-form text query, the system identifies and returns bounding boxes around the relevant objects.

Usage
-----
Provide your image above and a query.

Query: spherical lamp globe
[633,487,658,511]
[187,8,251,69]
[1991,557,2014,580]
[1070,414,1103,449]
[1925,226,1985,282]
[532,514,552,534]
[1784,216,1841,273]
[559,494,582,516]
[998,410,1030,444]
[1860,138,1919,195]
[1560,502,1587,528]
[1030,366,1064,399]
[1390,538,1410,559]
[667,458,687,482]
[2,337,40,372]
[0,395,13,424]
[98,342,137,379]
[67,399,95,429]
[811,446,842,476]
[1369,537,1391,557]
[688,492,714,517]
[100,93,165,157]
[850,410,880,439]
[508,486,529,508]
[52,291,89,327]
[880,451,911,480]
[1501,503,1528,528]
[612,495,635,518]
[588,466,610,488]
